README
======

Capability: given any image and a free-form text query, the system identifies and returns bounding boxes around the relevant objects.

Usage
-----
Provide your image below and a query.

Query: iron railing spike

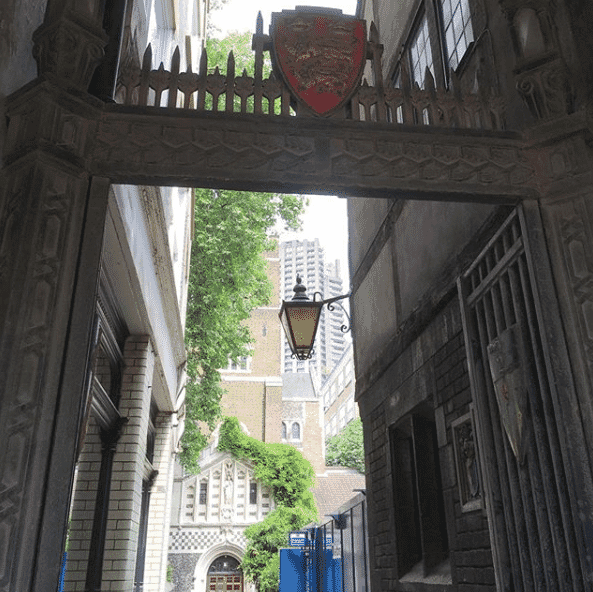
[199,47,208,76]
[369,21,379,44]
[142,43,152,71]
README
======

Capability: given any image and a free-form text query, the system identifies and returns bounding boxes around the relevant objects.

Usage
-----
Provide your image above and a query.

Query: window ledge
[399,558,452,586]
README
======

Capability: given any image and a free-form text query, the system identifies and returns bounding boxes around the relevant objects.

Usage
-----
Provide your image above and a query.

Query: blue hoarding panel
[325,556,342,592]
[280,543,343,592]
[280,548,305,592]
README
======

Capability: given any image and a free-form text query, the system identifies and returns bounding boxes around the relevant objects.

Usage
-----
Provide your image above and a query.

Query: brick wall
[359,299,495,591]
[434,331,495,591]
[366,403,395,591]
[102,335,155,591]
[143,412,175,591]
[219,246,282,444]
[63,416,102,590]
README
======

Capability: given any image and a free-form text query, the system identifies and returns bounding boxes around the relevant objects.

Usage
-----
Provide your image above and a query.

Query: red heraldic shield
[271,10,366,116]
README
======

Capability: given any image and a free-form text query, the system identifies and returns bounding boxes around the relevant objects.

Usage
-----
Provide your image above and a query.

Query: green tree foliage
[205,32,276,114]
[325,418,365,473]
[218,417,318,592]
[178,189,303,473]
[206,32,259,76]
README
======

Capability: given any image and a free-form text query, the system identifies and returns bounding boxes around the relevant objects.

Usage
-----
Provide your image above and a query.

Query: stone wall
[360,299,495,591]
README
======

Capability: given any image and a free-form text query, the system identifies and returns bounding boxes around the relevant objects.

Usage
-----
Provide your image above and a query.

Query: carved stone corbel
[32,16,108,92]
[515,57,572,120]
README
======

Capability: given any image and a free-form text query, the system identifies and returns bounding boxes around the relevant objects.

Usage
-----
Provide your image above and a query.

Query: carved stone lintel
[91,106,535,203]
[32,17,107,92]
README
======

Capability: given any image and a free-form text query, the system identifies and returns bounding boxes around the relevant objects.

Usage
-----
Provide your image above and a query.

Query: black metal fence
[315,493,369,592]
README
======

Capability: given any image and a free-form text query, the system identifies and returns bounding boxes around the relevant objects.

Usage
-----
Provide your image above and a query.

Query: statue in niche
[223,460,234,505]
[458,422,480,500]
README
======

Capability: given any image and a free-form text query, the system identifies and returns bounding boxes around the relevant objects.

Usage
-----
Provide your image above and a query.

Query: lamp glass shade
[279,300,323,359]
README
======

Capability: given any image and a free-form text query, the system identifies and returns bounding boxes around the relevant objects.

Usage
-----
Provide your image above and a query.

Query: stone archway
[194,544,248,592]
[206,555,242,592]
[2,1,593,591]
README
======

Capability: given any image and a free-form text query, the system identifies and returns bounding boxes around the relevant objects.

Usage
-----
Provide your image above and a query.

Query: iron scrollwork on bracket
[318,292,352,334]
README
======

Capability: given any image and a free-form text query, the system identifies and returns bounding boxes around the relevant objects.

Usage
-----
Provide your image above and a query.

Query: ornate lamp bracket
[313,292,352,334]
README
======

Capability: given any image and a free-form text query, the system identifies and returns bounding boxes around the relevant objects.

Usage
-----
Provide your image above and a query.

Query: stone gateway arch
[1,1,593,591]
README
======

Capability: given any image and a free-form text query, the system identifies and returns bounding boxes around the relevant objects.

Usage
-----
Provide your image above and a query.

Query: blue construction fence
[280,493,369,592]
[58,552,67,592]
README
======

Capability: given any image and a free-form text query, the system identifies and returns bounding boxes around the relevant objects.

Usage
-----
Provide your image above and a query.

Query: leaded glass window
[409,14,434,86]
[441,0,474,70]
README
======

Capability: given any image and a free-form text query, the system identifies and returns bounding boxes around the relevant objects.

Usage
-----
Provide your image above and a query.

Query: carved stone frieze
[32,17,107,91]
[330,133,534,197]
[452,412,482,512]
[91,106,535,202]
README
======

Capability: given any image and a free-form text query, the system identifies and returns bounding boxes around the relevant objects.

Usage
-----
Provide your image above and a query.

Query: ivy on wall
[218,417,318,592]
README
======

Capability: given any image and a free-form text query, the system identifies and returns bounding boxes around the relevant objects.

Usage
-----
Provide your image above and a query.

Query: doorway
[207,555,243,592]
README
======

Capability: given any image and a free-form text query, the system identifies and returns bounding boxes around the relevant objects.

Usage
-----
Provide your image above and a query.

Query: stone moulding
[91,104,535,203]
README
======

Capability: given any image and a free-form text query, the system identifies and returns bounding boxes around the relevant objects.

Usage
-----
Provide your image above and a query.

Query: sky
[210,0,358,281]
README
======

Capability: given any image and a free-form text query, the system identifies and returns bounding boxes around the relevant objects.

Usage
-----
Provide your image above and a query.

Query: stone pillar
[0,0,111,586]
[495,2,593,582]
[102,336,155,591]
[0,82,110,591]
[143,413,177,591]
[525,184,593,584]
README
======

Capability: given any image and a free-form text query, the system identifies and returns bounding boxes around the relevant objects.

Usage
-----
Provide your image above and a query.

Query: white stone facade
[169,449,275,592]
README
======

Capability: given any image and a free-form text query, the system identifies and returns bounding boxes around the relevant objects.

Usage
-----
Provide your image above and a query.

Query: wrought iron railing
[117,15,504,131]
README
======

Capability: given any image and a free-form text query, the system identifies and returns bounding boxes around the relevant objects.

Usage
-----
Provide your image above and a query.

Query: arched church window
[208,555,241,574]
[281,422,287,439]
[292,422,301,440]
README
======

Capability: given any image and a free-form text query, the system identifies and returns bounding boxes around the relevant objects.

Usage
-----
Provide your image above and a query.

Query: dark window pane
[199,481,208,505]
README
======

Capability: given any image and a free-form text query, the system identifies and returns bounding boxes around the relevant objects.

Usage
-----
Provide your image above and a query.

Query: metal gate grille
[458,209,584,591]
[317,496,369,592]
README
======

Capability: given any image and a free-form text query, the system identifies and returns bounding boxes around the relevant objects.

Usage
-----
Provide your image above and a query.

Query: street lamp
[279,276,350,360]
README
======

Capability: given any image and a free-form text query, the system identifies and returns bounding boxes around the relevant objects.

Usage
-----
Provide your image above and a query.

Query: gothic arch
[194,542,248,592]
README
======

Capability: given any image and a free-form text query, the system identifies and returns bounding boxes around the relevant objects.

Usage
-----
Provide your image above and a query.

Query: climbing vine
[218,417,318,592]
